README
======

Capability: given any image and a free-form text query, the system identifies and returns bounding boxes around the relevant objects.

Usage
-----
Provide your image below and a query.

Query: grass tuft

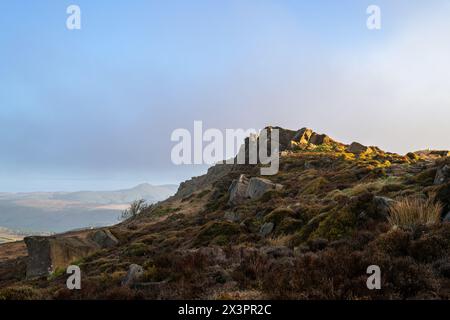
[388,197,442,230]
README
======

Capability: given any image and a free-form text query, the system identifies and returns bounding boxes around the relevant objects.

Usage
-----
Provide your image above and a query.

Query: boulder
[88,229,119,248]
[24,237,52,279]
[246,177,283,200]
[309,133,332,145]
[24,236,99,279]
[347,142,372,154]
[434,165,450,185]
[374,196,396,217]
[259,222,274,237]
[228,174,249,206]
[292,128,313,146]
[122,264,144,287]
[224,211,240,223]
[289,128,337,149]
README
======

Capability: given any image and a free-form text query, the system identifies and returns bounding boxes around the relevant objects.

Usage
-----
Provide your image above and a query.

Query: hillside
[0,127,449,300]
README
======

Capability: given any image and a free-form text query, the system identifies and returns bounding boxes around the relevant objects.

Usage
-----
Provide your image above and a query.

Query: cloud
[2,1,450,191]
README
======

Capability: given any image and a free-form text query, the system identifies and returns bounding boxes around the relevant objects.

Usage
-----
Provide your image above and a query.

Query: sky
[1,0,450,192]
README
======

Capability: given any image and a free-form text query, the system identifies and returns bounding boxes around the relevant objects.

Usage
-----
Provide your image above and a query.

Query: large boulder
[228,174,249,206]
[122,264,144,287]
[23,237,52,279]
[434,165,450,185]
[347,142,372,154]
[24,236,99,279]
[246,177,283,200]
[88,229,119,248]
[292,128,313,146]
[290,128,334,149]
[309,133,332,145]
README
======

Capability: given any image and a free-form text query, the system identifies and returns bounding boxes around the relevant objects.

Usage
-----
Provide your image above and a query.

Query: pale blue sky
[1,1,449,191]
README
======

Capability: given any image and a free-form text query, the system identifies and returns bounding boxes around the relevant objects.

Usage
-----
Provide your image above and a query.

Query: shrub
[264,208,296,225]
[388,197,443,230]
[196,189,211,198]
[194,221,241,246]
[370,229,411,257]
[406,152,419,161]
[311,209,357,241]
[0,286,42,300]
[259,190,282,203]
[120,199,149,221]
[275,218,305,236]
[124,242,149,257]
[300,177,328,195]
[414,168,437,185]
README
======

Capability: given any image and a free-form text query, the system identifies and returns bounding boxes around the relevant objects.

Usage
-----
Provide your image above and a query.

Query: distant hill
[51,183,178,204]
[0,183,178,234]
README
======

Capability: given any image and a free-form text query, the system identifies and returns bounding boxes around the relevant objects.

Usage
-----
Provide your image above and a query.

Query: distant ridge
[52,183,178,205]
[0,183,179,234]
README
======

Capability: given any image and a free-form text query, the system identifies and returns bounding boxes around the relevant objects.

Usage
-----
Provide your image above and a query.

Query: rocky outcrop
[24,237,52,279]
[24,236,98,278]
[348,142,372,154]
[246,177,283,200]
[434,165,450,185]
[228,174,249,206]
[24,228,119,279]
[175,126,340,202]
[176,164,233,199]
[122,264,144,287]
[292,128,314,146]
[290,128,335,150]
[228,175,283,206]
[240,127,339,157]
[88,229,119,248]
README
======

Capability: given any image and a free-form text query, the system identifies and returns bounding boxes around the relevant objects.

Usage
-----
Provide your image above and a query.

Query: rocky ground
[0,127,449,300]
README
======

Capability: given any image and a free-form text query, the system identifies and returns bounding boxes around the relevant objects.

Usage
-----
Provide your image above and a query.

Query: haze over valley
[0,183,177,240]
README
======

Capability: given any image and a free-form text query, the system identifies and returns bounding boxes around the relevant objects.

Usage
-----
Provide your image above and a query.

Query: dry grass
[388,197,443,230]
[265,235,291,246]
